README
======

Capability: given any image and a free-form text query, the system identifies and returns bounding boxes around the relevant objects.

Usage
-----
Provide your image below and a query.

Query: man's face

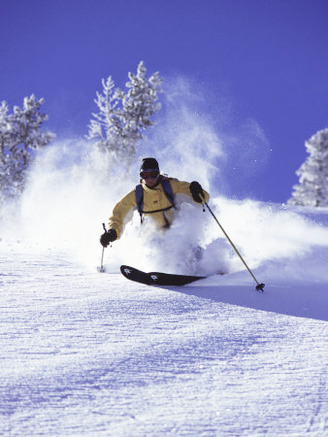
[140,170,160,188]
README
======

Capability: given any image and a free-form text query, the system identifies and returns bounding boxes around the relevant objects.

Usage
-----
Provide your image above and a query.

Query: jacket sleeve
[169,178,210,203]
[108,189,136,239]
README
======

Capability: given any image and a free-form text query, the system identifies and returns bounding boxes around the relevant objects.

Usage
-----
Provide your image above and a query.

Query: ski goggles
[140,169,160,179]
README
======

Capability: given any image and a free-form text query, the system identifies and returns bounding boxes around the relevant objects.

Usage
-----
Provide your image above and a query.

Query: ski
[120,265,206,286]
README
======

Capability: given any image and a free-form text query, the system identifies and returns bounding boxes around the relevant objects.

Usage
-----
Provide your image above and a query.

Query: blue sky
[1,0,328,203]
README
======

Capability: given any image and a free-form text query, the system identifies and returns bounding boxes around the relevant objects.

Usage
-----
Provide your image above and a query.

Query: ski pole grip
[102,223,107,233]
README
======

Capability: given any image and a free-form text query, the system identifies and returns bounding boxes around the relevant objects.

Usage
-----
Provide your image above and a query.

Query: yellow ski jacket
[108,177,209,239]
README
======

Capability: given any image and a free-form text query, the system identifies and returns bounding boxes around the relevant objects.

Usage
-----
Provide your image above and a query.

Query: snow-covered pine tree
[0,95,55,200]
[288,128,328,207]
[87,61,162,166]
[87,76,122,153]
[122,61,162,153]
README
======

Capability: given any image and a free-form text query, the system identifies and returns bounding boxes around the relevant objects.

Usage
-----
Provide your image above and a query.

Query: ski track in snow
[1,249,328,437]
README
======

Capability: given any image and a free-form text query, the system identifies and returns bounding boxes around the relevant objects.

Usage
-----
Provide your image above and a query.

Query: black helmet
[140,157,159,172]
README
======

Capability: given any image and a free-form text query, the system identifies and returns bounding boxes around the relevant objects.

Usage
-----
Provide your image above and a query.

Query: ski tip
[256,283,265,292]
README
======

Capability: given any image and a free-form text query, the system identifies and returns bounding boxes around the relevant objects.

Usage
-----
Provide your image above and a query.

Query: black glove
[189,181,205,203]
[100,229,117,247]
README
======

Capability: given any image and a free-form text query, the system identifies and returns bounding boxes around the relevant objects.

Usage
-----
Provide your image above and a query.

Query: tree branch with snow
[87,61,162,167]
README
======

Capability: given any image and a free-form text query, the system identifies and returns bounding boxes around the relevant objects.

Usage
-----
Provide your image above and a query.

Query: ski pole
[98,223,107,273]
[99,246,105,273]
[200,196,265,292]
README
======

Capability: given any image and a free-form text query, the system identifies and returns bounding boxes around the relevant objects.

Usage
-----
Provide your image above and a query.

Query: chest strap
[135,178,176,223]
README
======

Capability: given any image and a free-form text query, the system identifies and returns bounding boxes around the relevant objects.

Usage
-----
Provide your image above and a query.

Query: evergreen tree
[288,129,328,207]
[0,95,55,200]
[87,76,122,153]
[87,61,162,166]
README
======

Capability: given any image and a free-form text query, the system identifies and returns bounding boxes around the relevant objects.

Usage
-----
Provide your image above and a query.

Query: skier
[100,157,209,247]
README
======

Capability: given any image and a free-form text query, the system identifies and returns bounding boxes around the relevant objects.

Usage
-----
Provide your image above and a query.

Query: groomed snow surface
[1,198,328,437]
[1,140,328,436]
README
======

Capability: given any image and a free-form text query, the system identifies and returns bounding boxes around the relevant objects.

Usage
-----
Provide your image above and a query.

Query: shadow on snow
[152,279,328,322]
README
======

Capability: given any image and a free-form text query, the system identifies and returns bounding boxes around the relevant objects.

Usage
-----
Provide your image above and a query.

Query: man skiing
[100,157,209,247]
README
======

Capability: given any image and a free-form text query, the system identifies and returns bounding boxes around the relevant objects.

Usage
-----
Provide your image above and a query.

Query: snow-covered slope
[1,242,328,436]
[1,141,328,436]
